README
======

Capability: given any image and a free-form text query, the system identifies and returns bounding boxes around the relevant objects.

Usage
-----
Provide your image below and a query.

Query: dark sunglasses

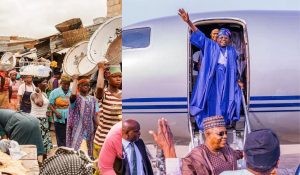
[214,131,227,137]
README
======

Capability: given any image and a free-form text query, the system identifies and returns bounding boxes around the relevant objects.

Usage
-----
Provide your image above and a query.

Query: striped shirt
[94,89,122,147]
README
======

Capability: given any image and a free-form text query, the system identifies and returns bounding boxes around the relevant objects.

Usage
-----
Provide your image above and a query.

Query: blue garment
[49,87,71,124]
[190,30,242,130]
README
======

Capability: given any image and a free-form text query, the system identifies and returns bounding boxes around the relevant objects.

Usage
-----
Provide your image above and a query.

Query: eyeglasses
[214,131,227,137]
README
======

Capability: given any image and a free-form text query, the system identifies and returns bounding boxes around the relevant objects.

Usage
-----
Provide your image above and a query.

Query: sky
[0,0,106,38]
[123,0,300,26]
[1,1,299,38]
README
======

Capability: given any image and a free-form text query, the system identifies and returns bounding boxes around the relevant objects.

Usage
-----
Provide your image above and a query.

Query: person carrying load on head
[66,75,99,157]
[93,63,122,175]
[8,70,21,110]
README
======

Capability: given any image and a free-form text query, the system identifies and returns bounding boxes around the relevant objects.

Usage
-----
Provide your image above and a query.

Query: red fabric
[0,71,6,77]
[78,79,90,85]
[0,78,9,91]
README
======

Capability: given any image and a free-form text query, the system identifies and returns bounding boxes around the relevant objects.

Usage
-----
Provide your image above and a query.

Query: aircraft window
[122,27,151,49]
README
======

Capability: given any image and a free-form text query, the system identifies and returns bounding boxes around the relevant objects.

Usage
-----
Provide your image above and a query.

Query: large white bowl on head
[0,52,16,71]
[87,16,121,65]
[63,41,89,76]
[77,50,98,76]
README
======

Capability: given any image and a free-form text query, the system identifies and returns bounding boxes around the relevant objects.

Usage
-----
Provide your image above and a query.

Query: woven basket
[62,28,89,47]
[55,18,83,33]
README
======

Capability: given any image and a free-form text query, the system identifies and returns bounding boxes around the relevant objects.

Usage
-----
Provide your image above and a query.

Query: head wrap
[8,70,18,77]
[217,28,231,39]
[78,78,90,85]
[244,129,280,172]
[0,71,6,77]
[60,74,71,82]
[203,116,225,131]
[108,65,121,75]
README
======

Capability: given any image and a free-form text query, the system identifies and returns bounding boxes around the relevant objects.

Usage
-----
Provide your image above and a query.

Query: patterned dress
[66,94,99,157]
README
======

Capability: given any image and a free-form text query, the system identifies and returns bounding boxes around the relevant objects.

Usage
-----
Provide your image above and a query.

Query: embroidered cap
[203,116,226,131]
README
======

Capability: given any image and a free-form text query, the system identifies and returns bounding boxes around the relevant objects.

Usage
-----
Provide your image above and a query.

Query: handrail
[241,90,251,146]
[241,90,251,134]
[189,116,195,149]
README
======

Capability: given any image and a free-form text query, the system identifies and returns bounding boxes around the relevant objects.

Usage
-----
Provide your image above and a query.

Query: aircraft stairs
[193,91,251,149]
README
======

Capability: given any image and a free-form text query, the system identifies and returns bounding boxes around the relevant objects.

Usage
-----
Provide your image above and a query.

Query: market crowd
[0,62,122,175]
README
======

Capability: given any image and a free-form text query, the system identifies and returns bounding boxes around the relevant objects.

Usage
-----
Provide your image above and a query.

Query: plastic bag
[0,139,27,160]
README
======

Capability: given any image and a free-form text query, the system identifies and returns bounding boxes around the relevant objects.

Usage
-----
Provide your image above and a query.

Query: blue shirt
[49,87,71,124]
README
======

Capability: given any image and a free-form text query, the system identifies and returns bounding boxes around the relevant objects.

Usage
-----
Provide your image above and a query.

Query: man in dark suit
[122,119,154,175]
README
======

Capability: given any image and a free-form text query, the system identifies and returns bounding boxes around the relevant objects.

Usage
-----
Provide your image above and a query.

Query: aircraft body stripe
[123,97,187,102]
[122,112,187,114]
[249,110,300,113]
[250,96,300,101]
[123,96,300,103]
[249,103,300,108]
[122,96,300,112]
[123,105,187,109]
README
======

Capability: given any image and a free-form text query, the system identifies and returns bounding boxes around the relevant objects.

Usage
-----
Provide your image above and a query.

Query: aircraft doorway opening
[188,19,249,133]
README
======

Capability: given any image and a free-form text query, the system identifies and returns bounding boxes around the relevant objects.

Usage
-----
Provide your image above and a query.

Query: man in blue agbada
[179,9,242,130]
